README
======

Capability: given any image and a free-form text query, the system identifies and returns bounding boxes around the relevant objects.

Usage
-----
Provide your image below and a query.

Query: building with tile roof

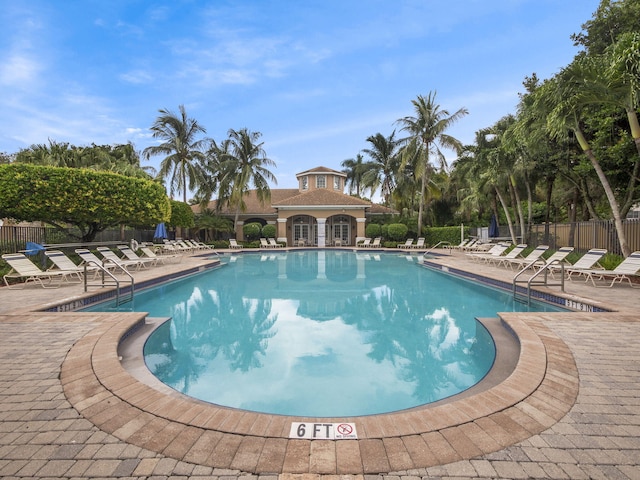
[196,166,395,247]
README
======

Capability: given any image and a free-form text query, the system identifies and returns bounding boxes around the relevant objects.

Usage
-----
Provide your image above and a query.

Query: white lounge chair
[357,238,371,248]
[461,239,480,251]
[366,237,381,248]
[563,248,608,281]
[532,247,575,274]
[466,243,509,262]
[501,245,549,270]
[569,251,640,287]
[191,240,215,250]
[260,238,271,248]
[491,244,528,267]
[411,237,425,249]
[229,239,243,250]
[176,240,195,253]
[2,253,78,289]
[449,238,471,251]
[163,240,192,254]
[96,247,143,271]
[44,250,96,280]
[398,239,414,249]
[76,248,113,269]
[268,238,284,248]
[139,245,182,264]
[117,245,158,267]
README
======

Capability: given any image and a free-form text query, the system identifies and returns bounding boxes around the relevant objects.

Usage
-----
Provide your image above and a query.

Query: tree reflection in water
[142,252,552,415]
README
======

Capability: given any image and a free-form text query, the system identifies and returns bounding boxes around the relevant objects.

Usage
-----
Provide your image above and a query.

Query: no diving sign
[289,422,358,440]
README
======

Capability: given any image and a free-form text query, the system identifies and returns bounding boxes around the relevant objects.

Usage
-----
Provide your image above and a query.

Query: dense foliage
[169,200,195,228]
[261,224,276,238]
[242,222,262,240]
[0,164,170,241]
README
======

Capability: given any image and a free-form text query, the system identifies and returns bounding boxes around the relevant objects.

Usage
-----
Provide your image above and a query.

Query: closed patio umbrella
[154,222,168,241]
[489,214,499,238]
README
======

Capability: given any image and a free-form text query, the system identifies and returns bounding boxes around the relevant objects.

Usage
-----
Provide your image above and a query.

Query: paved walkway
[1,248,639,479]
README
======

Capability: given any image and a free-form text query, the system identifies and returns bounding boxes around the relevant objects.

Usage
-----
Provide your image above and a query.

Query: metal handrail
[513,259,565,305]
[83,260,135,307]
[424,241,451,255]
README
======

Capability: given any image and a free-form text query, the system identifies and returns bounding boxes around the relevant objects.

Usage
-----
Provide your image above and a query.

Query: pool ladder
[513,260,565,305]
[83,260,135,307]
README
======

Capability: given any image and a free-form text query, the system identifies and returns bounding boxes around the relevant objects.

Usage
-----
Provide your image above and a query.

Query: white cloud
[119,69,153,84]
[0,54,42,87]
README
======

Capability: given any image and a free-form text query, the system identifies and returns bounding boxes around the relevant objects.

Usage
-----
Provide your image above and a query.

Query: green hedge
[365,223,382,238]
[261,224,276,238]
[387,223,408,241]
[243,222,262,240]
[423,226,470,247]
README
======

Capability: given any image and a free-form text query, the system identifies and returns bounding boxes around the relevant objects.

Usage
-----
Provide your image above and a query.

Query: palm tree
[142,105,208,203]
[360,131,401,206]
[341,153,367,196]
[396,92,468,234]
[576,32,640,216]
[536,62,631,256]
[218,128,277,229]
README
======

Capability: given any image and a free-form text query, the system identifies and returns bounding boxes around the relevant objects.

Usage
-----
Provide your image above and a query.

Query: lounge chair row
[260,238,284,248]
[2,243,189,289]
[466,243,640,287]
[398,237,425,249]
[358,237,381,248]
[160,239,214,254]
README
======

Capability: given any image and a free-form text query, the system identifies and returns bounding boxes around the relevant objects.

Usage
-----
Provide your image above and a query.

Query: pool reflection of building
[250,251,422,322]
[194,166,395,246]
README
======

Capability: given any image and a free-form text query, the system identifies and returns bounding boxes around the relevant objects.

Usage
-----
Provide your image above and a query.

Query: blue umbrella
[154,222,168,240]
[489,214,499,238]
[25,242,46,256]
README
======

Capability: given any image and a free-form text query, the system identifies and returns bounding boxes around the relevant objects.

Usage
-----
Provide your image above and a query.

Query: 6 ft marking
[289,422,357,440]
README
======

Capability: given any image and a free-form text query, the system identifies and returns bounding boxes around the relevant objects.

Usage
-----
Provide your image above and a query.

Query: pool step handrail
[513,259,565,305]
[424,241,451,255]
[82,260,134,307]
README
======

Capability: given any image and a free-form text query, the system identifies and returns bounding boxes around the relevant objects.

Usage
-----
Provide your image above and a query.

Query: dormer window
[316,175,326,188]
[301,177,308,190]
[333,176,341,190]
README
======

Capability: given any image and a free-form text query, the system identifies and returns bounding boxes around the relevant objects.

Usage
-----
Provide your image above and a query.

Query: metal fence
[0,225,156,255]
[2,219,640,256]
[473,219,640,256]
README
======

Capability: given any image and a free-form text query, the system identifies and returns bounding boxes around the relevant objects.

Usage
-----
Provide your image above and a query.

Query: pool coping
[60,306,579,474]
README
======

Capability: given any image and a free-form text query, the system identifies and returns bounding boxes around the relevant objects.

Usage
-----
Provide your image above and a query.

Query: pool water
[121,250,563,417]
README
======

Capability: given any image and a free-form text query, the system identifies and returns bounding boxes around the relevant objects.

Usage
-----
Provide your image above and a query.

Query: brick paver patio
[1,248,639,479]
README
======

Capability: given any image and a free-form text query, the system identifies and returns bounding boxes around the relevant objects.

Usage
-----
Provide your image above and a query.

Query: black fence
[471,219,640,256]
[0,225,157,255]
[2,219,640,256]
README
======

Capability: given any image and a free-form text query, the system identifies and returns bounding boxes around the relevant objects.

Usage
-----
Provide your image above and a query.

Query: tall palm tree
[341,153,367,196]
[218,128,277,228]
[360,131,401,206]
[142,105,208,203]
[396,92,468,234]
[575,32,640,216]
[536,62,631,256]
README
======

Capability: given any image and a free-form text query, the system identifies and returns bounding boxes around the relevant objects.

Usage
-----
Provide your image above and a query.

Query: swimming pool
[91,250,564,417]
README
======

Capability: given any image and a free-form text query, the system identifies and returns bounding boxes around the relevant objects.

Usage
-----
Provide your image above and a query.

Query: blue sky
[1,0,600,194]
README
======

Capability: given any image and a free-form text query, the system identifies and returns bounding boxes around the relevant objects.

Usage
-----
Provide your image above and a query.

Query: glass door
[332,222,349,245]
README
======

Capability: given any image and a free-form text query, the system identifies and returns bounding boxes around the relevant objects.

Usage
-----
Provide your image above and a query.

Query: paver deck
[1,247,639,479]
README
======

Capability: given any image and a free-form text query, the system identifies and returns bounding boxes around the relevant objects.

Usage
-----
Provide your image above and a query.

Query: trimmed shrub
[387,223,408,241]
[365,223,382,238]
[261,224,276,238]
[423,226,470,247]
[243,222,262,241]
